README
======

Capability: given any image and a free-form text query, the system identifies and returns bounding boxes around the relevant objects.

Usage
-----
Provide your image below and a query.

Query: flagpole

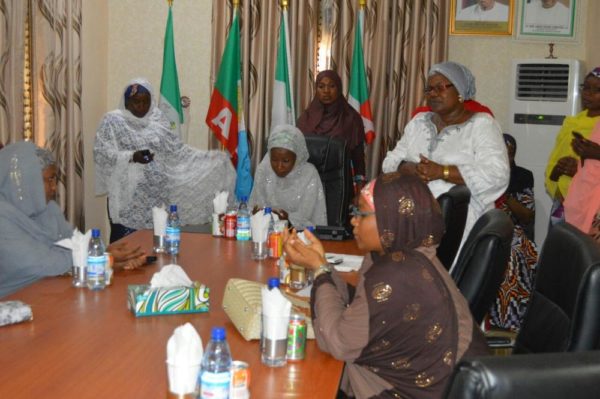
[281,0,288,9]
[359,0,366,8]
[167,0,173,7]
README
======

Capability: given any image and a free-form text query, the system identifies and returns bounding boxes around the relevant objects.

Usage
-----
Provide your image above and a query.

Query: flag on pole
[348,7,375,144]
[270,6,296,130]
[206,9,241,165]
[205,9,252,199]
[159,4,184,137]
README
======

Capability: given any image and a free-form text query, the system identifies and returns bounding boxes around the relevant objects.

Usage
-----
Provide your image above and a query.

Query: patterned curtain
[0,0,83,229]
[209,0,449,178]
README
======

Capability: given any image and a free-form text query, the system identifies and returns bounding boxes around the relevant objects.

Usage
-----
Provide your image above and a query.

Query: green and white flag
[270,7,295,130]
[159,5,184,137]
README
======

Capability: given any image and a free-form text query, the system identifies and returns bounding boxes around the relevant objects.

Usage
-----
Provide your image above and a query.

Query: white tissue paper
[150,264,194,288]
[261,286,292,340]
[251,209,271,243]
[166,322,204,394]
[212,191,229,215]
[152,206,168,236]
[55,228,92,269]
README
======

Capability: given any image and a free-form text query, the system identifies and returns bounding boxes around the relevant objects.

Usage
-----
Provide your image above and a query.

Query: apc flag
[206,10,241,164]
[159,5,184,136]
[348,8,375,144]
[235,96,253,200]
[270,7,296,130]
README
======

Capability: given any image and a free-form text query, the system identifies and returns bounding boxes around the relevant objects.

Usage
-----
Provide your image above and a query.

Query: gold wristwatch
[313,263,332,279]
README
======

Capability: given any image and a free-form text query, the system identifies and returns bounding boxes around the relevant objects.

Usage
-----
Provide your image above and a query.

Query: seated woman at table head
[284,173,489,399]
[0,142,146,298]
[249,124,327,228]
[381,61,509,261]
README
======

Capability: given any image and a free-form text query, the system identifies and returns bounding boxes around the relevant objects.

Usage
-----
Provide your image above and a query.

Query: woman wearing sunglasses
[381,61,509,262]
[283,173,488,399]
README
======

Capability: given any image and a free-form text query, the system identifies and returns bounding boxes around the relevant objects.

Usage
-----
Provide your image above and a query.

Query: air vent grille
[516,63,570,101]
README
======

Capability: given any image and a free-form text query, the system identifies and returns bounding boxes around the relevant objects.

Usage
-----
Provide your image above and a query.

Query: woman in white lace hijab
[249,124,327,228]
[94,77,236,242]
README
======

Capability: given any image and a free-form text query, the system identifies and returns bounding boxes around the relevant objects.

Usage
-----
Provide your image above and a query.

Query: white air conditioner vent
[515,63,571,101]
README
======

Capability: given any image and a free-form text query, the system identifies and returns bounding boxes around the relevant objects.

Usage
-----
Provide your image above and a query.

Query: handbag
[222,278,315,341]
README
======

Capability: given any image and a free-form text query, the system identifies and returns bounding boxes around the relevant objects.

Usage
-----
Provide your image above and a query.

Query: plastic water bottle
[86,229,106,290]
[166,204,181,255]
[236,196,251,241]
[199,327,232,399]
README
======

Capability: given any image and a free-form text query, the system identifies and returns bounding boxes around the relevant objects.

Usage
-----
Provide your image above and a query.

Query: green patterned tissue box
[127,283,209,317]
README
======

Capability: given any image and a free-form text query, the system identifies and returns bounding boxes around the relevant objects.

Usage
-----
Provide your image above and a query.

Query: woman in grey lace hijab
[0,142,146,298]
[94,77,236,242]
[249,124,327,228]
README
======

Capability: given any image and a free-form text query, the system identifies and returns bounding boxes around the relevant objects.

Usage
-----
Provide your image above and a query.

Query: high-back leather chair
[513,222,600,354]
[304,134,352,229]
[444,351,600,399]
[450,209,513,324]
[436,185,471,269]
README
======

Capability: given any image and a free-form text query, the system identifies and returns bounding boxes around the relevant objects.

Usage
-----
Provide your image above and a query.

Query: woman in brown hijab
[284,173,488,399]
[297,70,366,187]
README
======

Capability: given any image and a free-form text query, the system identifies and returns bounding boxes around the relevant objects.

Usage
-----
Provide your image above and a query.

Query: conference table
[0,229,363,398]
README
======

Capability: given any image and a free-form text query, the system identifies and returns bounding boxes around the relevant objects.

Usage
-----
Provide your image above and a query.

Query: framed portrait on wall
[450,0,514,36]
[517,0,577,41]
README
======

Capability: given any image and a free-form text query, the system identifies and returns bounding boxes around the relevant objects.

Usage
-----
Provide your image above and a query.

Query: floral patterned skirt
[488,225,538,332]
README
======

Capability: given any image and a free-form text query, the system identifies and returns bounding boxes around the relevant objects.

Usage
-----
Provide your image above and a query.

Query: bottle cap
[264,207,272,214]
[211,326,226,341]
[241,195,248,202]
[170,204,177,212]
[306,226,315,232]
[91,228,100,238]
[267,277,280,289]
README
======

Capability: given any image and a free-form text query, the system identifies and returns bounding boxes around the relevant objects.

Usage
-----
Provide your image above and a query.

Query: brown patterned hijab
[373,173,445,256]
[355,173,460,398]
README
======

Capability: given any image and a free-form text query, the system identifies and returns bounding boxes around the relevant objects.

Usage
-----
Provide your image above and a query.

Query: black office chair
[513,222,600,354]
[436,185,471,270]
[451,209,513,324]
[444,351,600,399]
[304,134,353,232]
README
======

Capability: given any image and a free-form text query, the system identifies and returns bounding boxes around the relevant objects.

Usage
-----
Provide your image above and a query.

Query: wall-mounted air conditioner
[508,58,584,247]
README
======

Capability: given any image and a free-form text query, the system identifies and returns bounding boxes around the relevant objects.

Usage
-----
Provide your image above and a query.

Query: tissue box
[127,284,209,317]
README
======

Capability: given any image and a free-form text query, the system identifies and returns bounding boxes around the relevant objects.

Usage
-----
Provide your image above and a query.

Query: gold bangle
[443,165,450,180]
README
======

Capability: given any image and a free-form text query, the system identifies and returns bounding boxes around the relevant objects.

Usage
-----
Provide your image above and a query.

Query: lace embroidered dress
[94,78,236,230]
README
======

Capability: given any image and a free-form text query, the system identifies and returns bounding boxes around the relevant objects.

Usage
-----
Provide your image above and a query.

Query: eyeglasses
[579,84,600,94]
[424,83,454,96]
[349,204,375,218]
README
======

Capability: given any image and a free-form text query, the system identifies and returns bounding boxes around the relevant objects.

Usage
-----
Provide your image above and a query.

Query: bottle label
[87,255,106,279]
[236,215,251,240]
[200,371,231,399]
[166,226,181,242]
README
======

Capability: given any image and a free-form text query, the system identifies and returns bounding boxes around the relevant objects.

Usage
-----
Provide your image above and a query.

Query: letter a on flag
[348,7,375,144]
[159,4,184,137]
[206,9,242,165]
[270,6,296,130]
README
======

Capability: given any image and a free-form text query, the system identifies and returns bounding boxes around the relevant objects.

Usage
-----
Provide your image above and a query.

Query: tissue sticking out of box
[150,264,194,288]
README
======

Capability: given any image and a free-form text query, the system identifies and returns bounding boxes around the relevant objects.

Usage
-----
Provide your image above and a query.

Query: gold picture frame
[450,0,514,36]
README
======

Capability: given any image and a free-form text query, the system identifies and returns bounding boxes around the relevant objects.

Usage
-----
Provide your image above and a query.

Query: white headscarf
[249,124,327,228]
[428,61,477,100]
[94,77,236,229]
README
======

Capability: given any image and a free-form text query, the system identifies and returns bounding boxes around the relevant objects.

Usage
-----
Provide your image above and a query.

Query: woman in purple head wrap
[297,70,366,187]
